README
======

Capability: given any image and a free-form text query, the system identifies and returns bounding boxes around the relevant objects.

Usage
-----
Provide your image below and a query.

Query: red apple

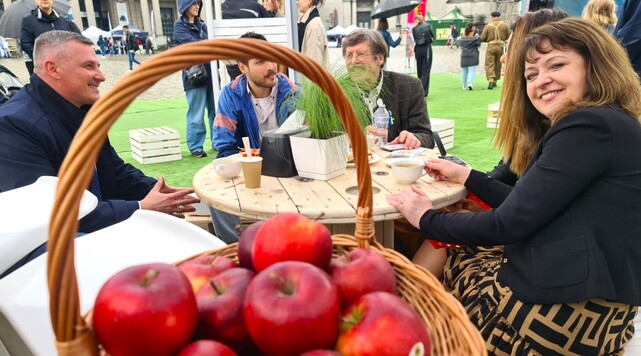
[244,261,341,356]
[178,255,237,293]
[178,340,238,356]
[252,213,332,272]
[237,221,264,270]
[336,292,430,356]
[92,263,198,356]
[329,248,397,308]
[195,267,255,348]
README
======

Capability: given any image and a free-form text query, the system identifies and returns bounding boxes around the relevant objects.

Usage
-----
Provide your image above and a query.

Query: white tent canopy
[326,25,345,36]
[81,26,110,44]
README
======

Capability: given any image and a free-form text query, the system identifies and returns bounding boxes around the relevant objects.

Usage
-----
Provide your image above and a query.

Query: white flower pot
[290,133,348,181]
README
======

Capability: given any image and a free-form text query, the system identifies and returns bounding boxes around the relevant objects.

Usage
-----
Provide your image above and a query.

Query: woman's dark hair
[311,0,323,7]
[377,18,389,30]
[464,22,474,36]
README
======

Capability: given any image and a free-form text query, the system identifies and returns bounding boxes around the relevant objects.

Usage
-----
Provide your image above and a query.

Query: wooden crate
[129,127,182,164]
[431,118,454,150]
[487,102,500,129]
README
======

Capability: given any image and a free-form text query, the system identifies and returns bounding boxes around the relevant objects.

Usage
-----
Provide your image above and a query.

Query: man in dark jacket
[123,25,141,72]
[411,14,434,97]
[0,31,198,276]
[20,0,81,76]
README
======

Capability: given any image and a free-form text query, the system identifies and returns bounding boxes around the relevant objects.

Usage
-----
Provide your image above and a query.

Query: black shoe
[488,82,496,89]
[191,150,207,158]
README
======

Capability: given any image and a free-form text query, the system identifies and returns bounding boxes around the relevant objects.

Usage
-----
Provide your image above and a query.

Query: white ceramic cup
[391,158,426,184]
[366,134,376,149]
[213,157,242,179]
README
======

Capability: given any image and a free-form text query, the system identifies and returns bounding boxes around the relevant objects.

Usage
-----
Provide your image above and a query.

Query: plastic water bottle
[372,99,389,146]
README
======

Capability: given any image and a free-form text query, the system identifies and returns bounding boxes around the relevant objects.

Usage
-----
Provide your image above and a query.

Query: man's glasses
[344,52,373,61]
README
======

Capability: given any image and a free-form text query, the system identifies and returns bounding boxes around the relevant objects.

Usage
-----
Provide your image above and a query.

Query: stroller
[0,65,23,106]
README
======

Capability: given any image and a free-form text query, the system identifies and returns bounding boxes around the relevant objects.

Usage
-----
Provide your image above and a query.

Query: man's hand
[387,186,433,229]
[388,130,421,149]
[139,176,200,218]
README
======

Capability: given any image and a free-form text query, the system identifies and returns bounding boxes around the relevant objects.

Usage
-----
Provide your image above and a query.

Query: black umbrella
[0,0,72,39]
[370,0,420,19]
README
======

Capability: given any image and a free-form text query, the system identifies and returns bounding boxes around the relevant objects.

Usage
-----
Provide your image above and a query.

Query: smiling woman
[387,18,641,355]
[524,45,588,119]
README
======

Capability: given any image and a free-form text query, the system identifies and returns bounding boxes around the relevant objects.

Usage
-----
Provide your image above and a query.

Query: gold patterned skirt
[443,246,637,355]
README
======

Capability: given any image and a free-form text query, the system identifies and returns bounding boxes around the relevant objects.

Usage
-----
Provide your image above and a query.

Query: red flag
[407,0,427,24]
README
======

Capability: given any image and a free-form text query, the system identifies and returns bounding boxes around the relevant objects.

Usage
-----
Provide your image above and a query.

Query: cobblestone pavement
[0,43,488,101]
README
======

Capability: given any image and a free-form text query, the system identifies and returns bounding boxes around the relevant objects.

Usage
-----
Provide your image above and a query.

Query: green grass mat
[109,73,502,188]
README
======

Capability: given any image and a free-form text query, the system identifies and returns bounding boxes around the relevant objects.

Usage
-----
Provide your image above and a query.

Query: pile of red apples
[92,213,431,356]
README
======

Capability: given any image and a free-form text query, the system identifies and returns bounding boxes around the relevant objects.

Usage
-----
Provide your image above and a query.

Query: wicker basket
[47,39,487,355]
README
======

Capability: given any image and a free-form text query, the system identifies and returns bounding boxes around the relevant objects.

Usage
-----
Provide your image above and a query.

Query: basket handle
[46,39,374,354]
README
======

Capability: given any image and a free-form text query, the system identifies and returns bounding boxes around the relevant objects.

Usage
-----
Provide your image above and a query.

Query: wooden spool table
[194,147,467,248]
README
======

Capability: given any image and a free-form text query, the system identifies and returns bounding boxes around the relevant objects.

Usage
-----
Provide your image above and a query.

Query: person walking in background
[411,14,434,97]
[20,0,81,76]
[97,35,106,59]
[376,18,401,70]
[108,37,115,54]
[458,22,479,90]
[145,37,154,54]
[123,25,141,72]
[447,24,459,49]
[296,0,328,66]
[173,0,215,159]
[480,11,510,89]
[583,0,617,33]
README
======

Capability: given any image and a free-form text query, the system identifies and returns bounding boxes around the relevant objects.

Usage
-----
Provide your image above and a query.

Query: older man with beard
[343,28,434,149]
[342,28,435,261]
[210,31,298,243]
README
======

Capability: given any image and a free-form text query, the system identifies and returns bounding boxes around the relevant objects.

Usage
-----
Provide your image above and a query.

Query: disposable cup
[241,157,263,189]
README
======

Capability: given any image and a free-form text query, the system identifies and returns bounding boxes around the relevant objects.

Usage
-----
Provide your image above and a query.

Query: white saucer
[347,153,380,168]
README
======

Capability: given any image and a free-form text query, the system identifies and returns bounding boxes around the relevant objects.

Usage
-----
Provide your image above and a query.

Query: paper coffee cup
[241,157,263,189]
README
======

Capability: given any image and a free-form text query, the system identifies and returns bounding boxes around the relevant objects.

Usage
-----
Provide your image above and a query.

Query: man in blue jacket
[0,31,198,276]
[20,0,81,76]
[211,31,297,242]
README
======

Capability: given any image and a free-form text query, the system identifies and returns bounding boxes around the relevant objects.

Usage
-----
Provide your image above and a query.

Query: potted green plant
[284,70,371,180]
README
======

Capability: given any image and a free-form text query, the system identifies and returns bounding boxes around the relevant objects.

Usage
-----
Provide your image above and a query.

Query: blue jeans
[99,44,106,56]
[462,66,476,87]
[209,207,241,244]
[185,85,215,152]
[128,51,141,70]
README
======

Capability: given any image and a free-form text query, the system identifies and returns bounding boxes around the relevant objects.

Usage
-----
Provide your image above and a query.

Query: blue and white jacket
[213,73,297,158]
